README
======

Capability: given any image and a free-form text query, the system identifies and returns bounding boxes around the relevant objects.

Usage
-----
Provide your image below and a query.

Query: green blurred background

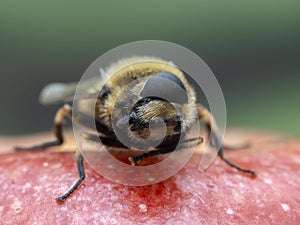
[0,1,299,135]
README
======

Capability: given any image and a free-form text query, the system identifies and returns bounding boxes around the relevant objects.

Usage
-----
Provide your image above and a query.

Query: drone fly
[16,56,256,204]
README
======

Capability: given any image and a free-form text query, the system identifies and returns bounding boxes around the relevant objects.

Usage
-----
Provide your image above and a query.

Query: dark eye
[140,72,188,104]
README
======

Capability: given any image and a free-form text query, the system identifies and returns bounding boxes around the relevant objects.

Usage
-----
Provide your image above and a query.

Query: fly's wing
[39,81,78,105]
[39,70,107,105]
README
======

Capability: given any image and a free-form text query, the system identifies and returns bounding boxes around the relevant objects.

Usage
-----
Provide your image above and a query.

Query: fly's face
[128,96,182,141]
[108,69,193,149]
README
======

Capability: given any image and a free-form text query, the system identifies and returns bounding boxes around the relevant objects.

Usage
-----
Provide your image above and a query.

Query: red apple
[0,130,299,224]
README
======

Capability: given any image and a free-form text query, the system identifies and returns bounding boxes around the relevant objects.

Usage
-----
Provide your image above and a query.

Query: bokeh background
[0,1,299,135]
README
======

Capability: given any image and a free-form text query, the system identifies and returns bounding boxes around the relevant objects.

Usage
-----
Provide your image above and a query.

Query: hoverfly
[16,56,256,204]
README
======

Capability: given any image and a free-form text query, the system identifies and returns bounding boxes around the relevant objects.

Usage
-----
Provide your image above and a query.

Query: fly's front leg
[15,104,86,204]
[55,132,127,203]
[128,136,203,166]
[56,151,85,204]
[197,104,256,177]
[15,104,72,151]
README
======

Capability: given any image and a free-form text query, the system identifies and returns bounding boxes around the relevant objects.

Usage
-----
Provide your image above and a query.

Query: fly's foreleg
[128,136,203,166]
[55,151,85,204]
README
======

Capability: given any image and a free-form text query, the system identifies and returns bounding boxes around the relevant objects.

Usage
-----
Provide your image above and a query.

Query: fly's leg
[15,104,72,151]
[128,136,203,166]
[83,133,203,165]
[197,104,256,177]
[56,151,85,204]
[54,133,125,203]
[14,104,87,204]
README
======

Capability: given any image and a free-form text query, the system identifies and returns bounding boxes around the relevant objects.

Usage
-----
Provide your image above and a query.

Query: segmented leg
[14,104,87,204]
[84,132,203,166]
[128,136,203,166]
[197,104,256,177]
[15,104,72,151]
[55,132,125,204]
[56,152,85,204]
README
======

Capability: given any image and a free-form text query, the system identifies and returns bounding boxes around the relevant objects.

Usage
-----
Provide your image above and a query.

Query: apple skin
[0,130,299,225]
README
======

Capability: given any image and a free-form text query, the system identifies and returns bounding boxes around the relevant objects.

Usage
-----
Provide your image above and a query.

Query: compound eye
[140,72,188,104]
